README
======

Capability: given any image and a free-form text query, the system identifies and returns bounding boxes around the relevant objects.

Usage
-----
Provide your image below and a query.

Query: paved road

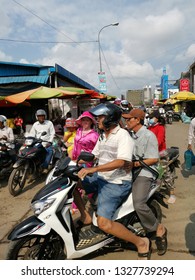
[0,121,195,260]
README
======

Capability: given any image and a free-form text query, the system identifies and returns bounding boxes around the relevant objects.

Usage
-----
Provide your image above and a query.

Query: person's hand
[1,135,7,141]
[187,144,192,150]
[124,161,133,172]
[65,142,72,147]
[78,167,95,180]
[66,132,73,138]
[45,142,52,148]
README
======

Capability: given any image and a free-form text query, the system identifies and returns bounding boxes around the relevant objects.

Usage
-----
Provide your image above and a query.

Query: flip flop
[155,228,168,255]
[137,240,152,260]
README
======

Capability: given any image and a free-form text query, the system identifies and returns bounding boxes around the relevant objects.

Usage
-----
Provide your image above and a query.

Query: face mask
[149,118,155,125]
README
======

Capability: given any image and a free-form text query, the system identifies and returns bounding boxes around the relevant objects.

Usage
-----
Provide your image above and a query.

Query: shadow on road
[185,213,195,256]
[20,175,47,195]
[180,162,195,178]
[0,179,8,189]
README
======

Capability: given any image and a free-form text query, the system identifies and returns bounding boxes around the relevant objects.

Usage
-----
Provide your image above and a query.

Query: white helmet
[0,115,7,126]
[35,109,47,120]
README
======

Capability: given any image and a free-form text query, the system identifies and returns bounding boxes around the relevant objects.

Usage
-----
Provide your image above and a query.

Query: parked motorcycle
[6,152,167,260]
[8,132,49,196]
[0,141,21,179]
[159,146,180,195]
[165,110,173,124]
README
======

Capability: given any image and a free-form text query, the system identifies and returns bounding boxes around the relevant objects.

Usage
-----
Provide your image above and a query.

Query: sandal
[155,228,168,255]
[138,240,152,260]
[76,220,91,228]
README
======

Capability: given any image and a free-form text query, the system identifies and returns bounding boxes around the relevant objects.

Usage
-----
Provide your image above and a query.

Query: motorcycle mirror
[77,152,95,164]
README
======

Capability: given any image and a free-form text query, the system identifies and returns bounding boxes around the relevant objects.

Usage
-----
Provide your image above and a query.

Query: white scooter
[6,152,167,260]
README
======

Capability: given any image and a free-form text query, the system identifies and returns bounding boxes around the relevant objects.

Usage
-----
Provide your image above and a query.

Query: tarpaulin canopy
[164,98,180,105]
[170,91,195,100]
[0,99,31,107]
[4,86,110,104]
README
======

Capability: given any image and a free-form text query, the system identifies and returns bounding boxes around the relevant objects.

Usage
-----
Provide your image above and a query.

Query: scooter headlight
[31,198,56,215]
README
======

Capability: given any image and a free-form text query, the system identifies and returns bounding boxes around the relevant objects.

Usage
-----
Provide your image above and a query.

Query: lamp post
[98,22,119,73]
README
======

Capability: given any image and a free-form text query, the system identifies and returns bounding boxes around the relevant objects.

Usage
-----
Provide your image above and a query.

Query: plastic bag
[184,150,195,170]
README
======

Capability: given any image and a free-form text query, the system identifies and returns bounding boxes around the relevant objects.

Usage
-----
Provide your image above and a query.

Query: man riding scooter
[28,109,55,176]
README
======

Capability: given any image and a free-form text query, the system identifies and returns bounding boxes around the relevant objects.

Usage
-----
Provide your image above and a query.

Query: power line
[12,0,76,43]
[0,38,97,44]
[100,45,120,90]
[12,0,120,91]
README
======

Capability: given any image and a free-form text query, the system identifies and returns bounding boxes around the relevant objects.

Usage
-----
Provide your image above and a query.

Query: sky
[1,0,195,97]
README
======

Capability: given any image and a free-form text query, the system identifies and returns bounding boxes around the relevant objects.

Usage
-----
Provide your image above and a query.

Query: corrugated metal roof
[0,75,49,84]
[55,64,99,91]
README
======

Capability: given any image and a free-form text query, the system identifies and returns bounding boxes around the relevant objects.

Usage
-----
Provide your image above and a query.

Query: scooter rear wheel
[6,234,66,260]
[8,165,28,196]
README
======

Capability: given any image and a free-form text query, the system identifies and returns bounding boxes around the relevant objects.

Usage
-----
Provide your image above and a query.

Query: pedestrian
[187,116,195,151]
[122,108,167,256]
[29,109,55,175]
[74,103,152,260]
[14,114,23,135]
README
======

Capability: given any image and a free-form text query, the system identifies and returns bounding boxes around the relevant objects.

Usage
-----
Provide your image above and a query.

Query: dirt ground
[0,121,195,260]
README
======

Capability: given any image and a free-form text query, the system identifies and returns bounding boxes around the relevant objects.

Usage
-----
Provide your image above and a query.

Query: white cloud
[1,0,195,97]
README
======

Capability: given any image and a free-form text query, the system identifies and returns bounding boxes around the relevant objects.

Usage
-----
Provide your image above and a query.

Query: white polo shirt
[92,125,135,184]
[29,120,55,147]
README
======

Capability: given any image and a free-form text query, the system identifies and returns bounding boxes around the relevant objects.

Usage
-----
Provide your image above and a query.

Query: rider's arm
[77,159,126,179]
[134,158,158,168]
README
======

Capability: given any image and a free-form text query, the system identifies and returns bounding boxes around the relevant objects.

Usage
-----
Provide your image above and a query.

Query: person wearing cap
[0,115,14,148]
[29,109,55,174]
[122,108,168,256]
[75,103,152,260]
[148,110,166,153]
[72,111,99,165]
[63,118,78,159]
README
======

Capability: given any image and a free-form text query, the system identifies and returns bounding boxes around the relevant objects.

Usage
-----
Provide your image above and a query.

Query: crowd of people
[1,98,195,260]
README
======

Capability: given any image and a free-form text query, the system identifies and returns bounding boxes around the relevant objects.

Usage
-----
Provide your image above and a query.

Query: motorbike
[6,152,167,260]
[165,110,173,124]
[159,146,180,195]
[172,112,181,122]
[7,132,63,197]
[0,141,21,179]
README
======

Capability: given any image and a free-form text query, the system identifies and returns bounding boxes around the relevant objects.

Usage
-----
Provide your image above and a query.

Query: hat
[122,108,145,120]
[76,111,96,126]
[149,110,161,119]
[65,118,78,128]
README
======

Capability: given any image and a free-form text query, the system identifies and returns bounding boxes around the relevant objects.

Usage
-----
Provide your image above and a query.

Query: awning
[0,75,49,85]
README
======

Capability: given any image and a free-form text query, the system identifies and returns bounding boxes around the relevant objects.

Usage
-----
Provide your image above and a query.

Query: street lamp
[98,22,119,73]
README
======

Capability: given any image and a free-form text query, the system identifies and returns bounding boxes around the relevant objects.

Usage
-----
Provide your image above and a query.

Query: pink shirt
[72,127,99,166]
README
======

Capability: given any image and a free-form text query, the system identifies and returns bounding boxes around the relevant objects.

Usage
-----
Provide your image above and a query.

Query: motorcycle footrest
[76,225,108,250]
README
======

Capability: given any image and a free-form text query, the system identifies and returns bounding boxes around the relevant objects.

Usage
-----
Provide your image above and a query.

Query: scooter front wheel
[6,234,66,260]
[8,165,28,196]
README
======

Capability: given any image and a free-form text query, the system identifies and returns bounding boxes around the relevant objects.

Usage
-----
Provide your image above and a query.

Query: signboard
[98,72,107,93]
[180,78,190,91]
